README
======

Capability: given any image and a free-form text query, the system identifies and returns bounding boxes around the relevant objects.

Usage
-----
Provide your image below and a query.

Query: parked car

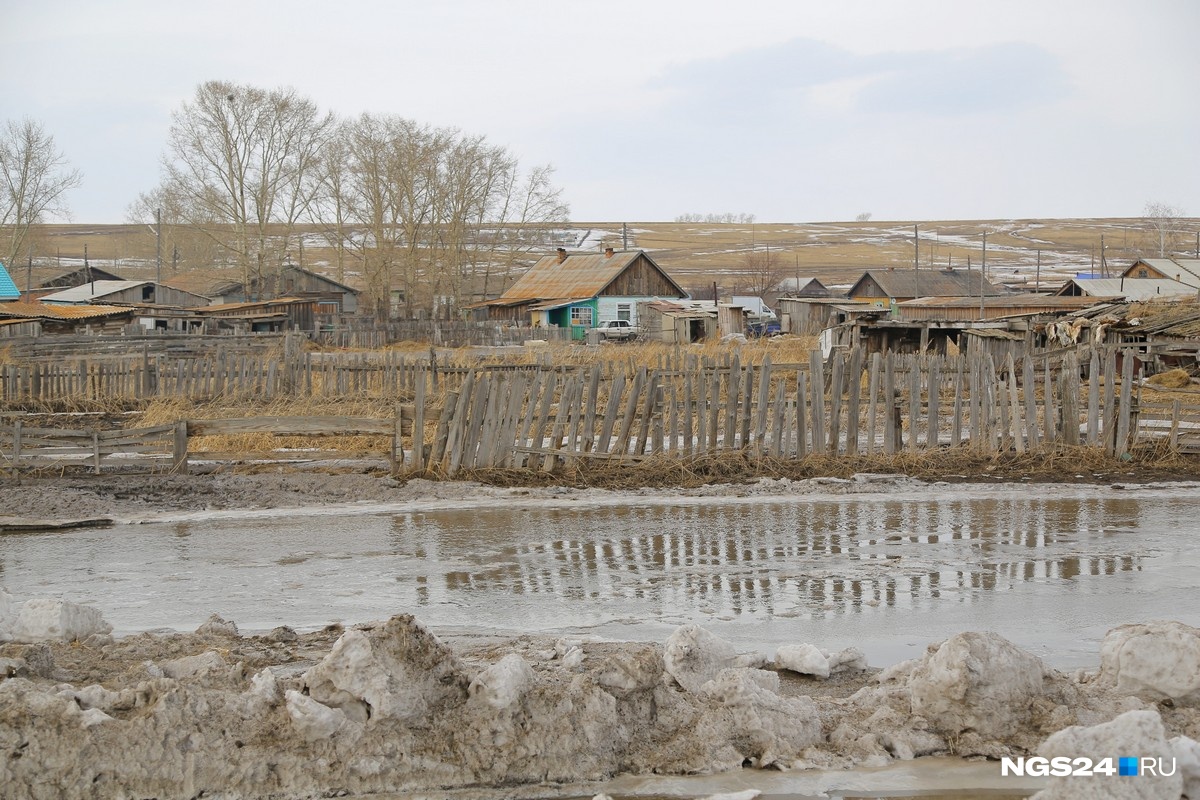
[746,319,782,337]
[596,319,640,341]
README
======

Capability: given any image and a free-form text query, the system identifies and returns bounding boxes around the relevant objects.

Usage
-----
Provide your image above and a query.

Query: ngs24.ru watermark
[1002,756,1177,777]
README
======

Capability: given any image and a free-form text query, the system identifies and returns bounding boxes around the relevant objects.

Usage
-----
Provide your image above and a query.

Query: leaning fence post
[172,421,190,475]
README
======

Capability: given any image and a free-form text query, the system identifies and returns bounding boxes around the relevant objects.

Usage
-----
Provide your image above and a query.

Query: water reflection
[390,496,1147,621]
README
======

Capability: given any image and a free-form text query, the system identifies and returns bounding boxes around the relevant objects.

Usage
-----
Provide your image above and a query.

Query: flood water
[2,483,1199,668]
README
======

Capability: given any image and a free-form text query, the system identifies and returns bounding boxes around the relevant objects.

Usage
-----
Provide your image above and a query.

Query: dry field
[17,217,1198,298]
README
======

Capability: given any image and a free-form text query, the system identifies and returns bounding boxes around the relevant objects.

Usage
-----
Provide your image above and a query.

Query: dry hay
[1148,368,1193,389]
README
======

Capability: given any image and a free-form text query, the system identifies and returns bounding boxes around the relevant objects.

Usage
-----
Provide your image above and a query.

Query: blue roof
[0,262,20,300]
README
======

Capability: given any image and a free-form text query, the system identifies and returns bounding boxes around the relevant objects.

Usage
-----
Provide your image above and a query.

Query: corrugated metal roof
[1057,278,1197,301]
[0,301,134,320]
[197,298,311,313]
[0,263,20,299]
[486,250,686,304]
[851,269,1005,298]
[901,295,1101,309]
[40,280,149,303]
[161,271,240,296]
[1126,259,1200,285]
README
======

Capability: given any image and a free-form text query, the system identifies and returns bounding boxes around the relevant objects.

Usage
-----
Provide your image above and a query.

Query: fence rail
[3,347,1199,476]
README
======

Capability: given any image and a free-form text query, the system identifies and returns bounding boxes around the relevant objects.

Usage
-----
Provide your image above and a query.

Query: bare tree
[0,118,82,271]
[476,164,569,300]
[855,212,873,222]
[737,247,785,296]
[314,115,568,320]
[1143,201,1188,257]
[153,81,334,297]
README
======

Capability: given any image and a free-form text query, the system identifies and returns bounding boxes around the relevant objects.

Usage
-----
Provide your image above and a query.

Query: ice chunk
[1100,621,1200,706]
[9,598,112,643]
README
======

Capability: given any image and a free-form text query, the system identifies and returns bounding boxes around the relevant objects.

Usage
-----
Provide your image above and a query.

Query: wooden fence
[3,347,1200,476]
[0,412,412,475]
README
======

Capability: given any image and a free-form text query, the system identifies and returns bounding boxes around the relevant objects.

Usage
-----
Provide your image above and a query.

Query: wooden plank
[796,370,808,458]
[430,389,460,468]
[634,371,660,456]
[769,377,786,458]
[614,368,645,456]
[753,358,772,457]
[926,357,940,448]
[707,370,721,452]
[1169,399,1183,450]
[444,371,476,475]
[846,348,862,456]
[1006,355,1025,455]
[725,359,741,450]
[683,370,695,457]
[866,352,881,454]
[883,352,897,454]
[596,370,625,455]
[907,360,920,453]
[473,375,502,469]
[829,353,843,455]
[810,351,826,454]
[1043,358,1056,444]
[1087,349,1101,445]
[544,377,577,470]
[582,365,601,453]
[1115,354,1134,457]
[1021,356,1038,450]
[1062,352,1081,446]
[187,417,395,436]
[412,370,427,472]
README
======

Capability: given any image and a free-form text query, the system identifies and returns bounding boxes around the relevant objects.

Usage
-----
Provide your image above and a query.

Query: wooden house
[1120,258,1200,288]
[637,300,717,343]
[1054,277,1197,301]
[795,277,834,298]
[846,268,1004,303]
[39,280,210,308]
[163,266,361,315]
[469,248,688,339]
[12,265,125,294]
[194,298,317,333]
[0,301,136,334]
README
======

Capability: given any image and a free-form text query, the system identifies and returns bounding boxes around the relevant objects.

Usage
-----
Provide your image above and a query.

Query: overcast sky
[2,0,1197,224]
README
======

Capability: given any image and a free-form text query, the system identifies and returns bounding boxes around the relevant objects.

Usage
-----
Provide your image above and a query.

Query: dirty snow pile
[2,588,1200,799]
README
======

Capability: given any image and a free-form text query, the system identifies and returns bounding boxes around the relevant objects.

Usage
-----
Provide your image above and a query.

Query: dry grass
[452,445,1200,489]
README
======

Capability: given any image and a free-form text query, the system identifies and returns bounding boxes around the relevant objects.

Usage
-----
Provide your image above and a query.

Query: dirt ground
[2,449,1198,524]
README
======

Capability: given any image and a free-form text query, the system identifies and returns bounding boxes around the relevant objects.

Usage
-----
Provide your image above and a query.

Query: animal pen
[2,342,1198,475]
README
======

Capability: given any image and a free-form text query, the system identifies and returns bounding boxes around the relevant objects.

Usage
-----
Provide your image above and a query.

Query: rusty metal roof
[0,301,134,320]
[483,249,686,305]
[197,298,311,314]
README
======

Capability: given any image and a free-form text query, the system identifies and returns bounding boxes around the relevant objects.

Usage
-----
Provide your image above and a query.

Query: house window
[570,306,593,327]
[142,285,155,302]
[1138,269,1149,278]
[616,303,632,321]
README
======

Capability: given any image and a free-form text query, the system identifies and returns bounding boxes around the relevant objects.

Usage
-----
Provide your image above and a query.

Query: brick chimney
[604,247,614,258]
[556,247,568,264]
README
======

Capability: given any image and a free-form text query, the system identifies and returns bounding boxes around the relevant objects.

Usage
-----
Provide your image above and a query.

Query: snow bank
[2,614,1198,799]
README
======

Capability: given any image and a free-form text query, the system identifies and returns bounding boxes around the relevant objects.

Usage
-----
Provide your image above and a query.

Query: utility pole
[1036,250,1041,292]
[980,233,986,321]
[155,208,162,284]
[26,244,32,294]
[622,223,628,251]
[914,224,919,298]
[1100,234,1107,278]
